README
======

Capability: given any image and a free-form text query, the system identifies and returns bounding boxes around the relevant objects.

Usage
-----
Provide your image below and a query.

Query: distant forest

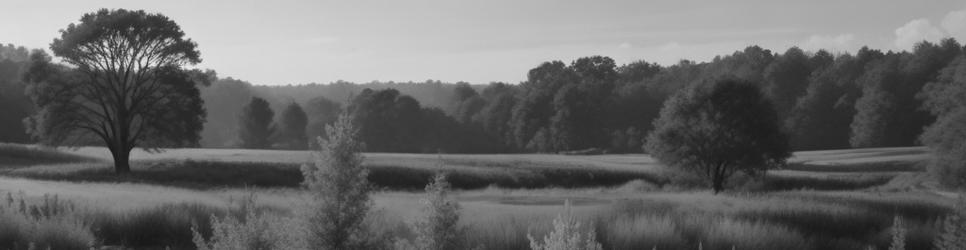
[2,39,965,153]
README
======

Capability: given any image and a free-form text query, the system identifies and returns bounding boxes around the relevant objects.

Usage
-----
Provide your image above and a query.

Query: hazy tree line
[0,44,33,143]
[220,38,966,156]
[441,39,964,154]
[4,39,966,155]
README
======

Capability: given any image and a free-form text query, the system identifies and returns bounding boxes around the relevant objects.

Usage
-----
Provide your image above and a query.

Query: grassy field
[0,143,952,249]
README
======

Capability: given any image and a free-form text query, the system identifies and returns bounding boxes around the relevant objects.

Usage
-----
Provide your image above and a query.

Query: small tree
[528,200,602,250]
[396,173,465,250]
[646,78,791,194]
[300,113,372,249]
[192,194,305,250]
[238,97,275,149]
[278,102,308,149]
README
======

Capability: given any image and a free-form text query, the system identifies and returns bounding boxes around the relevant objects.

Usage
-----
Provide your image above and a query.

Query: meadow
[0,143,953,250]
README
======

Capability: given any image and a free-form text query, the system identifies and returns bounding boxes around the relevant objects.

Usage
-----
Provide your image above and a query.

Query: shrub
[193,194,305,250]
[528,200,602,250]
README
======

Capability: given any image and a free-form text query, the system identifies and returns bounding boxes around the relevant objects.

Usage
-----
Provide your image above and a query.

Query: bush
[301,113,374,249]
[193,194,305,250]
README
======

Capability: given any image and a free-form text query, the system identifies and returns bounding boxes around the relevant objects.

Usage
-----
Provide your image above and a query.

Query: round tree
[645,78,791,194]
[278,102,309,149]
[24,9,205,174]
[238,97,275,149]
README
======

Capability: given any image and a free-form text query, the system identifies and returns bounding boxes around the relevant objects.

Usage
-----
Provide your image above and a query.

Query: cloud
[942,9,966,42]
[894,18,945,50]
[618,42,632,49]
[801,34,857,52]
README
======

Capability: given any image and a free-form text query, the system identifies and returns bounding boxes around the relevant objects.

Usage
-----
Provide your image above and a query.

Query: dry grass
[0,178,953,249]
[0,144,947,249]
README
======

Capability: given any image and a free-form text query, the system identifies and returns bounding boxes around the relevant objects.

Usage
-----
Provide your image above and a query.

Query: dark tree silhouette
[850,55,904,147]
[510,61,574,150]
[278,102,308,149]
[764,47,816,119]
[238,97,275,149]
[646,78,791,194]
[0,52,33,143]
[22,9,205,174]
[451,82,484,124]
[919,51,966,187]
[304,96,342,144]
[786,49,877,150]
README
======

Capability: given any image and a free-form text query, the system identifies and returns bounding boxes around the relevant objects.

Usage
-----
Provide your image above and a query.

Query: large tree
[23,9,205,174]
[646,78,791,194]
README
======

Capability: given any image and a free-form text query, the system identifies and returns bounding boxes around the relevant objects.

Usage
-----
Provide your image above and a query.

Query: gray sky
[2,0,965,85]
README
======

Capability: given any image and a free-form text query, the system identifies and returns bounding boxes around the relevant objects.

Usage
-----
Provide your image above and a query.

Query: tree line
[5,8,966,185]
[228,40,966,156]
[6,39,966,155]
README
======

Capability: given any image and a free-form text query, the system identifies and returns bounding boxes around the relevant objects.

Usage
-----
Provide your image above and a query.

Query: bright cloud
[894,19,945,50]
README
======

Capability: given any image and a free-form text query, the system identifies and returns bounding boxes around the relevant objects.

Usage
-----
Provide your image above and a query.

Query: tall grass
[528,200,602,250]
[0,193,94,250]
[598,214,683,249]
[193,194,306,250]
[91,203,224,249]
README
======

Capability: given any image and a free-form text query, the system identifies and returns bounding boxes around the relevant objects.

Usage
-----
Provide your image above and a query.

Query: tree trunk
[711,175,724,194]
[112,148,131,175]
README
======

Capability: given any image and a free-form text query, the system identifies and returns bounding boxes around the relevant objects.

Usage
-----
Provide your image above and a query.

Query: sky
[2,0,966,85]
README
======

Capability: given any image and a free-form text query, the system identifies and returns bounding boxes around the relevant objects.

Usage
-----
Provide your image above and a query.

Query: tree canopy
[22,9,205,173]
[278,102,308,149]
[646,78,791,193]
[238,97,275,149]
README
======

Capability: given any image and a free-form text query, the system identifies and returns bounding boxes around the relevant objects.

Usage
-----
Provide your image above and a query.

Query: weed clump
[0,192,94,250]
[528,200,602,250]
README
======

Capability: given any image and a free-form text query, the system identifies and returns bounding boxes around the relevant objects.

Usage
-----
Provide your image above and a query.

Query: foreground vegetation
[0,142,950,249]
[0,184,954,249]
